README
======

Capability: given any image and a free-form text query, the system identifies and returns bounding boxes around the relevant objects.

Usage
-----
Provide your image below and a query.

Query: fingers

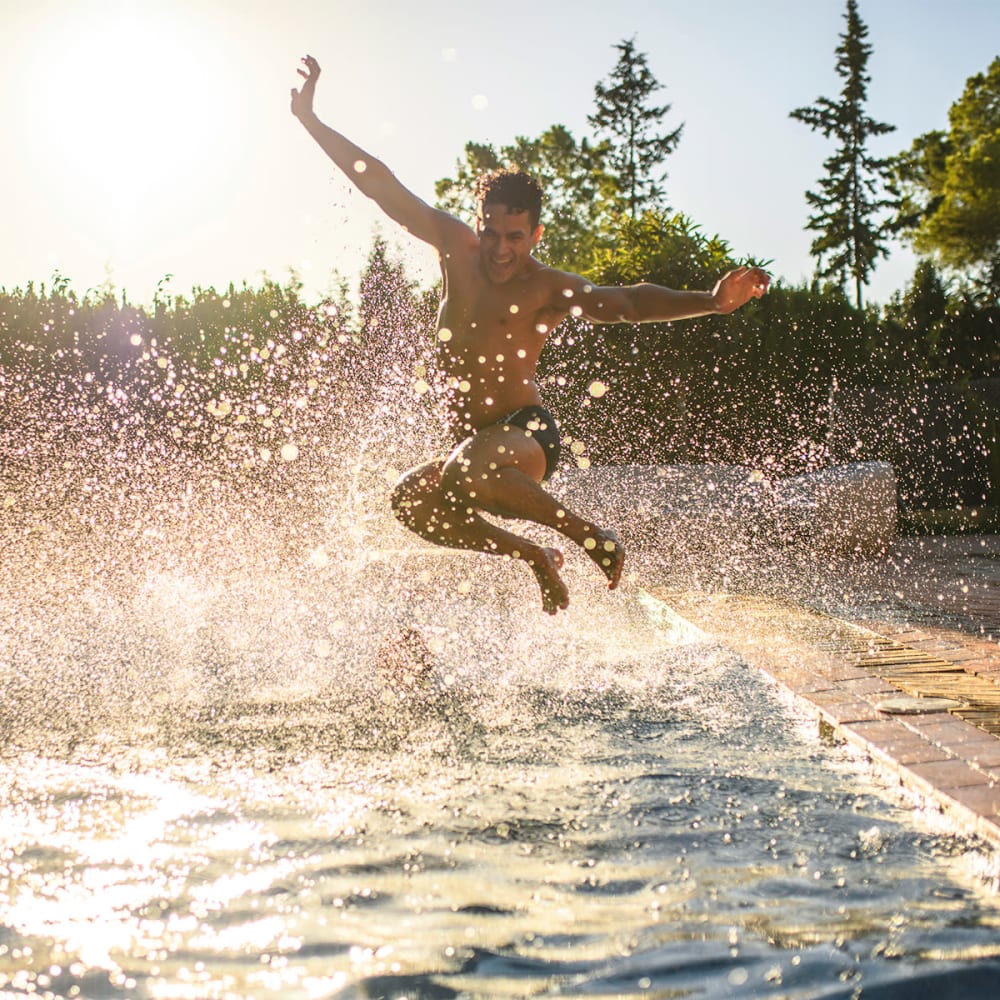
[295,56,320,86]
[733,265,771,294]
[751,267,771,294]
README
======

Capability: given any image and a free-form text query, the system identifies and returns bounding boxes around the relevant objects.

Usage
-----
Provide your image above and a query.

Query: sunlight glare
[24,4,244,259]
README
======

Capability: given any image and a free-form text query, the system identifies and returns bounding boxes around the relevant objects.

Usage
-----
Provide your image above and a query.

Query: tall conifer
[589,38,683,220]
[790,0,896,308]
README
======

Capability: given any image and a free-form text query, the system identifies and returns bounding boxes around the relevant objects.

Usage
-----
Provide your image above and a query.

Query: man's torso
[433,238,570,438]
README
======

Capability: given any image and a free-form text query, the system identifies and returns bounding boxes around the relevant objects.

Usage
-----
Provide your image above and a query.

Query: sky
[2,0,999,307]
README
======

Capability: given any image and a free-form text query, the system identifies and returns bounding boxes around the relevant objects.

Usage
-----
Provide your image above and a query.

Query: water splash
[2,268,999,998]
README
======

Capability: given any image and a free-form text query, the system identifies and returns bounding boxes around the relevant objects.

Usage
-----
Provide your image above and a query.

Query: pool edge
[637,587,1000,852]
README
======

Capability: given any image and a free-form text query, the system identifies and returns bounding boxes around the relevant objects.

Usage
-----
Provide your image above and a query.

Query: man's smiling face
[476,201,543,284]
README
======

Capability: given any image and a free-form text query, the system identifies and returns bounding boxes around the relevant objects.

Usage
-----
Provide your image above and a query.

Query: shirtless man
[291,55,769,615]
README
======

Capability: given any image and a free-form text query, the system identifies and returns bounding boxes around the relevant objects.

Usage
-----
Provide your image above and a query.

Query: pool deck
[647,533,1000,850]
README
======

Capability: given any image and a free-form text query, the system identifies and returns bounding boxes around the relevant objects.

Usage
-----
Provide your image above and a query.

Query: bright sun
[24,3,246,262]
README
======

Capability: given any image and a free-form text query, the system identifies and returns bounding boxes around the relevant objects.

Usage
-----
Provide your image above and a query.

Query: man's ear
[532,223,544,246]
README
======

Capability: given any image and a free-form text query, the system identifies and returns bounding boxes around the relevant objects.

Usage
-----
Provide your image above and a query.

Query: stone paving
[648,534,1000,850]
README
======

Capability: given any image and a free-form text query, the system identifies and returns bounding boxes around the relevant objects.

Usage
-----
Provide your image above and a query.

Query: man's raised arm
[290,55,459,250]
[557,266,771,325]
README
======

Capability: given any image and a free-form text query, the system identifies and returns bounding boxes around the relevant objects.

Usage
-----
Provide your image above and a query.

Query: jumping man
[290,55,769,615]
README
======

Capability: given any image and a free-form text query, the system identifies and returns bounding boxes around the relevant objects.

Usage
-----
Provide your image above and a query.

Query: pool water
[3,494,1000,999]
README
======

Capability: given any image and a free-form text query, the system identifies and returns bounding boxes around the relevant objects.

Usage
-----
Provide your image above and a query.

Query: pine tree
[588,38,683,220]
[790,0,896,309]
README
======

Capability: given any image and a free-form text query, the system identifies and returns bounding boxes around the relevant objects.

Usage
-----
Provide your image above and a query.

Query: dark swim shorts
[498,405,561,481]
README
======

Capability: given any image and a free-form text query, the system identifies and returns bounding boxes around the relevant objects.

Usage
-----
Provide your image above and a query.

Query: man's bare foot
[582,529,625,589]
[529,547,569,614]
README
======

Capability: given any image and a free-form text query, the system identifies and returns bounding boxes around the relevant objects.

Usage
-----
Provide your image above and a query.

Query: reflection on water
[2,345,999,997]
[2,470,1000,999]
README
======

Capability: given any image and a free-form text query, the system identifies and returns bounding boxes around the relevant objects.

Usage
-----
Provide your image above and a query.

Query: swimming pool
[3,478,999,998]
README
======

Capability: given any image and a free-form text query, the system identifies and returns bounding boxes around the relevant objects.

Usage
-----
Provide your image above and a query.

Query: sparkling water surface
[3,470,1000,1000]
[2,350,999,999]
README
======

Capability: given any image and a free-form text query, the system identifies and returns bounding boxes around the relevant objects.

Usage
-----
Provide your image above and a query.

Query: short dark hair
[474,168,543,229]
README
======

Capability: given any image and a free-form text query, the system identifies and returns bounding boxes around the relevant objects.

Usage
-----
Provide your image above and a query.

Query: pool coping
[640,575,1000,852]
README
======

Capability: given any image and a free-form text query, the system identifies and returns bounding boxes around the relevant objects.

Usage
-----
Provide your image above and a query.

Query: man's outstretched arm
[559,266,771,324]
[290,55,461,249]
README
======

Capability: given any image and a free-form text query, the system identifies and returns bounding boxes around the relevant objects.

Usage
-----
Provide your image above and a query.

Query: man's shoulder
[526,262,590,295]
[434,211,478,248]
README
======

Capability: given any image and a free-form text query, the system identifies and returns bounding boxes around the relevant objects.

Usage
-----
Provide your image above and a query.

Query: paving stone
[962,740,1000,769]
[909,717,991,750]
[803,690,885,723]
[833,677,901,697]
[839,720,951,766]
[942,783,1000,819]
[908,758,989,790]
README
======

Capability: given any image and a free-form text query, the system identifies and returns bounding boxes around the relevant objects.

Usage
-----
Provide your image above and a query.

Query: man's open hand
[711,266,771,314]
[290,55,321,119]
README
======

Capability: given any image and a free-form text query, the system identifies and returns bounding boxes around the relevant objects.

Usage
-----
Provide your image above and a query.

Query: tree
[588,38,683,220]
[893,57,1000,299]
[356,235,435,400]
[790,0,897,309]
[435,39,685,272]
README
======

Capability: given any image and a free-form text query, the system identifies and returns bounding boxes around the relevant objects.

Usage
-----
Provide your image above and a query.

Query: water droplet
[727,967,749,987]
[438,327,452,342]
[207,399,232,419]
[280,443,299,462]
[353,160,367,173]
[588,381,607,398]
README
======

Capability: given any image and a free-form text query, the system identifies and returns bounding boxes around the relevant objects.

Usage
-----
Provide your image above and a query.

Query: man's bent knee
[390,464,462,534]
